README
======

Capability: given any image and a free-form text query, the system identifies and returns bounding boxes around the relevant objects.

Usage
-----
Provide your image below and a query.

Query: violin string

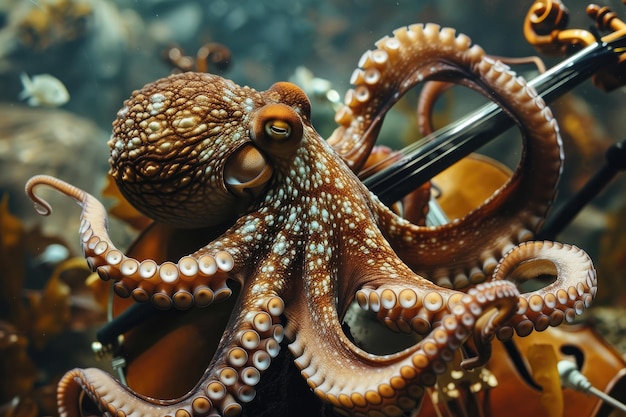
[427,387,446,417]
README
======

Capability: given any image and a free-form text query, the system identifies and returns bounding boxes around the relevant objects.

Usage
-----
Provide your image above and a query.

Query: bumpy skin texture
[25,24,596,417]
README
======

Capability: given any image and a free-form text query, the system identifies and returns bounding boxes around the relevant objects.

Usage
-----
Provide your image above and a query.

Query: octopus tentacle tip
[25,174,77,216]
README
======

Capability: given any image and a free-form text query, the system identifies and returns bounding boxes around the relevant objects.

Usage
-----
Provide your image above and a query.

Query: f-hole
[560,343,585,371]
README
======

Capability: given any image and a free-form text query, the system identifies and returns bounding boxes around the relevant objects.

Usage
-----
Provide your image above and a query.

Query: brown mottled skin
[25,23,595,417]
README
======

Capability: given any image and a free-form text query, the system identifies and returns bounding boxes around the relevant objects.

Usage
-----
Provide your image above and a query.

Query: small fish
[19,73,70,107]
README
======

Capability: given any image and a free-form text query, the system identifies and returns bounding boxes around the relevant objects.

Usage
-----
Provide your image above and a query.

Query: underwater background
[0,0,625,416]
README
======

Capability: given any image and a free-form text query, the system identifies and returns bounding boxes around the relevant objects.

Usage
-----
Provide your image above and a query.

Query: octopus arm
[57,284,287,417]
[490,241,597,337]
[25,175,255,310]
[286,277,519,416]
[355,239,597,343]
[58,368,191,417]
[329,22,564,289]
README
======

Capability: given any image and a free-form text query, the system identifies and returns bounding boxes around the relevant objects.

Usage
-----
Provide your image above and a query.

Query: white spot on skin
[150,93,166,103]
[176,117,197,128]
[243,98,254,112]
[274,241,287,255]
[148,121,161,132]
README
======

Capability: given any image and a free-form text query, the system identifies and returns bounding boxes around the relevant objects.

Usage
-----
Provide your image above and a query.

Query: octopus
[25,23,596,417]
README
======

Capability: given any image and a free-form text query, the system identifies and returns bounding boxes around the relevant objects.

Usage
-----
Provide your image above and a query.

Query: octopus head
[108,73,309,228]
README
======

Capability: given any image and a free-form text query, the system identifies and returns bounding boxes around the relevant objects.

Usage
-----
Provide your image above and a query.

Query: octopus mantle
[25,23,596,417]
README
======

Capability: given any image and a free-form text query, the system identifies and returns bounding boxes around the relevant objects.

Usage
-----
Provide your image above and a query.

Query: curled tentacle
[331,23,477,171]
[26,175,237,310]
[491,241,597,338]
[355,280,521,370]
[343,24,563,288]
[417,55,548,136]
[58,292,286,417]
[328,23,560,174]
[288,280,519,416]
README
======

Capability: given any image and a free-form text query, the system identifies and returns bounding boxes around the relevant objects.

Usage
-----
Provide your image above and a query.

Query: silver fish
[19,73,70,107]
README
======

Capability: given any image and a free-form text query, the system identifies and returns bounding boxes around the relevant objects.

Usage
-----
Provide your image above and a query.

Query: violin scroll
[524,0,626,91]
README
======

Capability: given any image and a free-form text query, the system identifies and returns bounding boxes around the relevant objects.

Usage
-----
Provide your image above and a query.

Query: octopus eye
[265,119,292,141]
[251,103,304,155]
